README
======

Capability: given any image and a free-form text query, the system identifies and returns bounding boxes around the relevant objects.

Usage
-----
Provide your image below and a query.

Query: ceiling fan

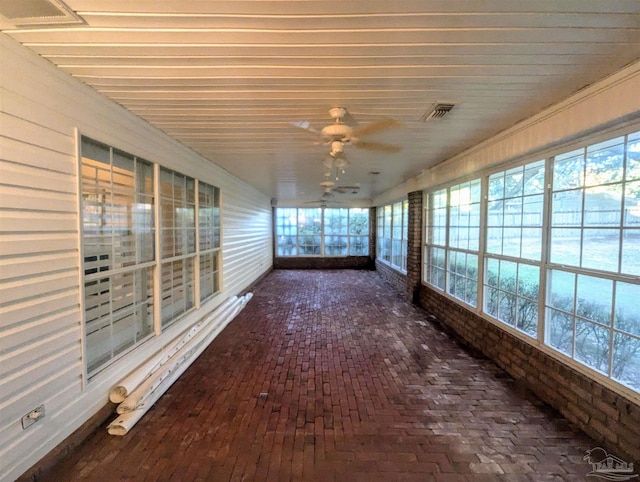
[291,107,402,154]
[319,180,360,195]
[304,198,342,208]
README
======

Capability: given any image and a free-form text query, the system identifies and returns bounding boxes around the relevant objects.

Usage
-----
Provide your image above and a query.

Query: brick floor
[47,270,598,481]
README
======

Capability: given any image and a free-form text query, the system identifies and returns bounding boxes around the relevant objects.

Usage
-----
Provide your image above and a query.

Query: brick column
[406,191,423,302]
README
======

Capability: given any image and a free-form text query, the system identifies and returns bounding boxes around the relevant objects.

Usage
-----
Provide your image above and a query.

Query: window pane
[486,227,502,255]
[426,247,446,289]
[548,269,575,311]
[381,237,391,262]
[550,228,581,266]
[277,235,297,256]
[85,267,153,376]
[522,228,542,260]
[552,190,582,227]
[161,258,195,328]
[504,165,524,198]
[625,180,640,226]
[325,235,347,255]
[498,291,517,327]
[615,281,640,337]
[200,251,219,302]
[499,260,517,292]
[468,205,480,251]
[622,180,640,274]
[276,208,298,256]
[449,180,480,252]
[627,131,640,181]
[392,202,402,239]
[432,221,446,246]
[487,199,504,227]
[488,172,504,200]
[349,208,369,235]
[111,151,136,269]
[584,185,622,227]
[135,169,155,264]
[523,194,543,224]
[517,296,538,337]
[447,251,477,306]
[298,208,321,255]
[523,160,545,195]
[160,169,196,259]
[582,229,620,272]
[350,236,368,255]
[502,227,522,258]
[488,161,544,260]
[324,208,348,235]
[547,308,574,356]
[484,258,538,337]
[553,148,584,190]
[426,189,447,247]
[585,136,624,186]
[576,275,612,326]
[349,208,369,256]
[575,320,610,374]
[518,263,540,299]
[485,287,499,319]
[613,332,640,391]
[392,239,402,267]
[486,258,499,288]
[199,182,220,252]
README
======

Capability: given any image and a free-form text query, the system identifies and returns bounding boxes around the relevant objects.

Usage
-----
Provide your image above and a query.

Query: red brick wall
[417,284,640,463]
[275,256,373,270]
[375,260,407,294]
[406,191,422,302]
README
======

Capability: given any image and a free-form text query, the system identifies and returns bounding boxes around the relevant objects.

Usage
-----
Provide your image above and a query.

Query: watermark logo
[584,447,638,480]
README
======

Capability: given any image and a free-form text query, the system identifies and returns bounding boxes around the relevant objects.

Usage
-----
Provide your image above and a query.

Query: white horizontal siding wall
[0,33,272,482]
[222,190,272,296]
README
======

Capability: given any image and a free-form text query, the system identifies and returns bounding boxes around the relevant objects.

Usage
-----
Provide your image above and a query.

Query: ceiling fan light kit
[292,107,402,196]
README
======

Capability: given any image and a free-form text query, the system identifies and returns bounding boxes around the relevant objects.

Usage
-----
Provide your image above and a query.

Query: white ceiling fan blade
[290,120,321,135]
[353,140,402,153]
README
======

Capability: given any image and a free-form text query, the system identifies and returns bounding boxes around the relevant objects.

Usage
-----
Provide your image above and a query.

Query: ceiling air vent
[0,0,85,28]
[420,103,455,122]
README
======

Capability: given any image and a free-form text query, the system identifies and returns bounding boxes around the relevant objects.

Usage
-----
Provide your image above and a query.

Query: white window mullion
[153,162,162,335]
[444,188,451,294]
[478,176,488,315]
[194,180,201,308]
[539,156,554,345]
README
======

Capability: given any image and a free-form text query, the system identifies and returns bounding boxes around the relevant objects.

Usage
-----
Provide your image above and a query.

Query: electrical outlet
[21,404,45,430]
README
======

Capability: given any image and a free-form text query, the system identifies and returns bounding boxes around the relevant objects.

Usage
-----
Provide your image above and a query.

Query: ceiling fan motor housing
[322,123,353,140]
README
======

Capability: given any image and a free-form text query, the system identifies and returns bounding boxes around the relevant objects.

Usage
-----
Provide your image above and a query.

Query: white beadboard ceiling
[2,1,640,205]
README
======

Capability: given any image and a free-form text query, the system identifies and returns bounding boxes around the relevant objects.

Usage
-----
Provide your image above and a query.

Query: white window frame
[377,200,408,272]
[274,207,369,257]
[79,136,222,378]
[421,125,640,398]
[483,159,546,337]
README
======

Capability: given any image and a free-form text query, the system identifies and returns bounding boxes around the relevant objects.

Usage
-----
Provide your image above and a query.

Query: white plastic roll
[116,297,242,413]
[108,296,237,403]
[107,292,252,435]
